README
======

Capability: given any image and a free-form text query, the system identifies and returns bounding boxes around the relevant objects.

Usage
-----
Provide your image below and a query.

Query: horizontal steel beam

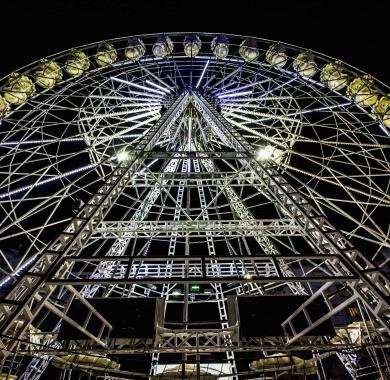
[125,171,262,188]
[92,219,301,238]
[134,151,249,159]
[18,335,385,355]
[62,253,341,262]
[47,275,357,286]
[48,253,356,285]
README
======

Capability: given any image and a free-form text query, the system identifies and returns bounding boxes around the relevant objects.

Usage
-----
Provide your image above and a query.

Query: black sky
[1,0,389,83]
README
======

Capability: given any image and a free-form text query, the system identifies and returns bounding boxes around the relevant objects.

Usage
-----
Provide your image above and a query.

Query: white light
[145,80,171,94]
[172,289,182,296]
[257,145,274,161]
[218,91,252,99]
[196,60,210,89]
[217,79,271,96]
[243,272,252,280]
[0,255,38,288]
[138,159,158,174]
[0,164,96,199]
[111,77,166,96]
[117,150,129,162]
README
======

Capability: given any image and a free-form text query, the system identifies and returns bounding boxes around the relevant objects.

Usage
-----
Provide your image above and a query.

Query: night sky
[1,0,389,84]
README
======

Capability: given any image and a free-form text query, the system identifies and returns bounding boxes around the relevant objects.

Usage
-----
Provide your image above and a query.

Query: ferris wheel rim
[0,32,388,279]
[0,32,389,93]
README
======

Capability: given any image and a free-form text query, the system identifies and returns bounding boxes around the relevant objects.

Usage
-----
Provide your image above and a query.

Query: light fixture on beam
[190,284,201,292]
[257,145,274,161]
[116,150,129,162]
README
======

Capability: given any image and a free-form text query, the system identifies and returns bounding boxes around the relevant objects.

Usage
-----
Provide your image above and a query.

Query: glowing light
[243,272,252,280]
[195,60,210,89]
[172,289,182,296]
[257,145,274,161]
[152,36,174,58]
[0,164,97,199]
[183,35,201,58]
[111,77,166,96]
[190,284,200,292]
[145,80,171,94]
[0,255,38,288]
[117,150,129,162]
[211,35,229,59]
[218,91,252,99]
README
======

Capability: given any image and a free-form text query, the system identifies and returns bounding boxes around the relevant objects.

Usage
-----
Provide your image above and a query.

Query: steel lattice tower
[0,33,389,380]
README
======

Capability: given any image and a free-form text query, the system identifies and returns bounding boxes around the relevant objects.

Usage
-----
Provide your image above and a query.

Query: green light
[190,284,200,292]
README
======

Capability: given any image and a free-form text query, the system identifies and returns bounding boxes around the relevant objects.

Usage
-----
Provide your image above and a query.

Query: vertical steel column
[192,156,237,379]
[150,152,189,377]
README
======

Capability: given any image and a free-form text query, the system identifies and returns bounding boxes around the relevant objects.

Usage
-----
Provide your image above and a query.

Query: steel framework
[0,33,389,380]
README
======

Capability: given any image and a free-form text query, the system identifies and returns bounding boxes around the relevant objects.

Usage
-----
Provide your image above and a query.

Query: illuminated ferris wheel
[0,33,389,380]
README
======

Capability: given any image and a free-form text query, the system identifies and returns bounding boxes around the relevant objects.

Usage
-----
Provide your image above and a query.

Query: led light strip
[145,80,171,94]
[111,76,166,96]
[0,163,97,199]
[0,134,144,146]
[196,60,210,89]
[218,91,252,99]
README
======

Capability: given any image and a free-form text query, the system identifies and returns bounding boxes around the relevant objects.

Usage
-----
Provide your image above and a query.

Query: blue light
[196,60,210,89]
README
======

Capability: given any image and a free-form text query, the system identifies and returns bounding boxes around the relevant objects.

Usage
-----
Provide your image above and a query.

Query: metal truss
[0,33,389,379]
[48,253,357,285]
[192,155,237,378]
[92,218,301,238]
[193,93,390,378]
[16,330,387,356]
[150,149,189,376]
[0,92,190,356]
[0,91,388,379]
[194,134,306,296]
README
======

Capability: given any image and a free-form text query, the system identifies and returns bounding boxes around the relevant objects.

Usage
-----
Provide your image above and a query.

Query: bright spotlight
[257,145,274,161]
[117,150,129,162]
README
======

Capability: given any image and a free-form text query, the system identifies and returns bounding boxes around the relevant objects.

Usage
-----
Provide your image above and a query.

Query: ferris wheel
[0,33,389,380]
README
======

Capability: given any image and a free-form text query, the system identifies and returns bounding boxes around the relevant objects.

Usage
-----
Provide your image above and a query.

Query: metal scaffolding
[0,33,389,380]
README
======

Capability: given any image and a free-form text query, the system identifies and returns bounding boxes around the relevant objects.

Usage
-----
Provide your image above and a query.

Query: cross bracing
[0,33,389,380]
